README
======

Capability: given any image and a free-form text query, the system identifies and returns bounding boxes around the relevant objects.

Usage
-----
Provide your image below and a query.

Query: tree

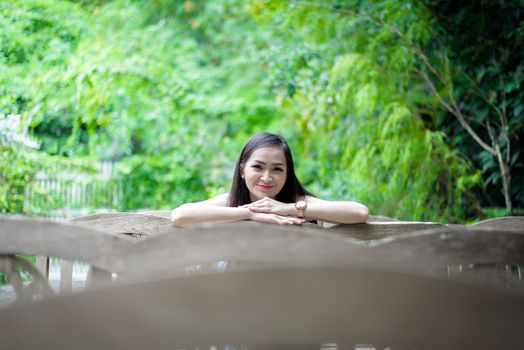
[417,0,524,214]
[250,0,481,221]
[1,0,285,212]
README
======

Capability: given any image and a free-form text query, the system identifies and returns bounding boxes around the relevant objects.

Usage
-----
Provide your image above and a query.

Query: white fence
[23,161,123,220]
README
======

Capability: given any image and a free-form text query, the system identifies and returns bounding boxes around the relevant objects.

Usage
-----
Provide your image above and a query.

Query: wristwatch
[295,200,307,219]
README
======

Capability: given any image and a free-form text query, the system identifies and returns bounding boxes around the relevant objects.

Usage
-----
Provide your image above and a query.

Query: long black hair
[228,132,312,207]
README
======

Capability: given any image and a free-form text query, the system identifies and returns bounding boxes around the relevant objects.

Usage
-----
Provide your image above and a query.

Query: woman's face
[242,146,287,202]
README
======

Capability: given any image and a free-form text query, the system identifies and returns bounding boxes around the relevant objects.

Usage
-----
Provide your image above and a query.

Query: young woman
[171,132,369,227]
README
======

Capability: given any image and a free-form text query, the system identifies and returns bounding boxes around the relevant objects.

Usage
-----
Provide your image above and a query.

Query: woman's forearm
[303,201,369,224]
[171,204,251,227]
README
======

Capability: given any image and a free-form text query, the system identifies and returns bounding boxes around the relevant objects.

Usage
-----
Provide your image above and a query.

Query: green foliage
[0,111,114,216]
[0,255,37,286]
[1,0,519,221]
[0,144,41,213]
[2,0,283,214]
[421,0,524,211]
[252,0,481,221]
[0,112,47,213]
[0,136,108,215]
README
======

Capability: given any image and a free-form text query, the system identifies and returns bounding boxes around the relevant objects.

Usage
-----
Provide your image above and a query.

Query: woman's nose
[261,171,272,182]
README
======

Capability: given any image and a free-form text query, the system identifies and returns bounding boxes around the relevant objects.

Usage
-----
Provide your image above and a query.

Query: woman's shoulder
[202,193,229,206]
[303,194,320,202]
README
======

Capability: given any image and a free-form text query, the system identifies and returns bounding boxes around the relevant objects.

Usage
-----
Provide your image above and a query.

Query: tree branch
[418,69,497,156]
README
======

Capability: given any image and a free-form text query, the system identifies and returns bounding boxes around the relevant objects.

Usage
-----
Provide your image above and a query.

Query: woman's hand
[241,197,295,216]
[249,211,304,225]
[241,198,303,224]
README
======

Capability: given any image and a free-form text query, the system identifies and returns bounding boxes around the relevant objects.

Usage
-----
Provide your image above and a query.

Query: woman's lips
[256,184,273,191]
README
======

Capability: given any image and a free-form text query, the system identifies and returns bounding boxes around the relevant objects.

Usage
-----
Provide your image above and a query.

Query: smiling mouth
[256,184,273,191]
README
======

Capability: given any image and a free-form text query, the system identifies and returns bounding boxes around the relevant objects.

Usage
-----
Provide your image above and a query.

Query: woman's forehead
[247,147,286,164]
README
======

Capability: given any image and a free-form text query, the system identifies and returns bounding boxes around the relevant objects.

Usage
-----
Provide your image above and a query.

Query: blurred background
[1,0,523,223]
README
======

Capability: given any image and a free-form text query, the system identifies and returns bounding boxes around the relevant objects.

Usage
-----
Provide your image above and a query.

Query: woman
[171,132,369,227]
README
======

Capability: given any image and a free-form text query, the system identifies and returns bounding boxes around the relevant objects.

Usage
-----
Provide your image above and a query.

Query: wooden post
[36,256,49,279]
[60,259,73,294]
[86,266,113,289]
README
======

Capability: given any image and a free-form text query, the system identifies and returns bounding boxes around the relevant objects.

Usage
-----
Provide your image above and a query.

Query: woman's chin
[251,191,275,201]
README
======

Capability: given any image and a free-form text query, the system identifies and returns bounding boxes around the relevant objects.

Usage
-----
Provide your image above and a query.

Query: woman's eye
[252,164,262,169]
[274,168,283,172]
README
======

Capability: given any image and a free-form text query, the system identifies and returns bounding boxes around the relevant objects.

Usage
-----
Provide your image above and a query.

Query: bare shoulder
[304,194,324,203]
[199,193,229,206]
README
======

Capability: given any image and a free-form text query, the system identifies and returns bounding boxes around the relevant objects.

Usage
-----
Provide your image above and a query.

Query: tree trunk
[495,145,512,215]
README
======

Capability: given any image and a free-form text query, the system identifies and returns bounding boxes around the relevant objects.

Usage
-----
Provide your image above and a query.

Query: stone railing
[0,214,523,350]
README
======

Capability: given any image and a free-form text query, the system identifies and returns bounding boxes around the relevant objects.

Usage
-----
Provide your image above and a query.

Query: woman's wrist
[285,203,296,216]
[238,206,253,220]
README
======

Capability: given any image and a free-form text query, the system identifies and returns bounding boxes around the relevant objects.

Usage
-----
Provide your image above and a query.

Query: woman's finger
[276,218,293,225]
[276,216,302,225]
[250,198,267,205]
[249,207,272,212]
[243,203,263,208]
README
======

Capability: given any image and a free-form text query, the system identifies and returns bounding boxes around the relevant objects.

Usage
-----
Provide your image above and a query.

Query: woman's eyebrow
[252,160,285,166]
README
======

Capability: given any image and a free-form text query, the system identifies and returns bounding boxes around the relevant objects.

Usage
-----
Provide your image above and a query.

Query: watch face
[296,200,307,210]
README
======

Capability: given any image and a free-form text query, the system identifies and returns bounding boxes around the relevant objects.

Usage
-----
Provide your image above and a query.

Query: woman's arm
[171,193,304,227]
[171,193,246,227]
[244,196,369,224]
[300,196,369,224]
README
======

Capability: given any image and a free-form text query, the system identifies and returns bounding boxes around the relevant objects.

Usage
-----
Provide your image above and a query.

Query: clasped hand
[240,197,304,225]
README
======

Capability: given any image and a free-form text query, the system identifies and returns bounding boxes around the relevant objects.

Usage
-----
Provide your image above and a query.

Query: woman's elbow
[358,205,369,223]
[171,206,191,227]
[348,203,369,223]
